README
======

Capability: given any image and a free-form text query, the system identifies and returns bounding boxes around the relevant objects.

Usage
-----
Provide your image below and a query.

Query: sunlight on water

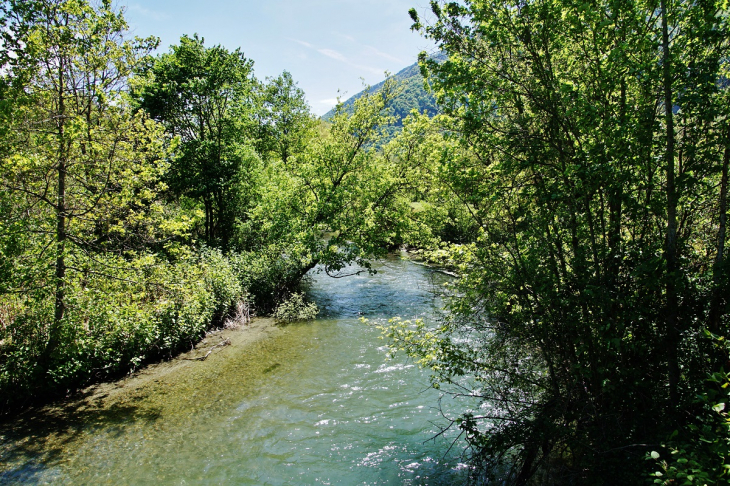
[0,254,469,485]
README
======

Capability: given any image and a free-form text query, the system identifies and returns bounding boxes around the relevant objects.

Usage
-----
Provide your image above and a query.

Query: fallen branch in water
[183,338,231,361]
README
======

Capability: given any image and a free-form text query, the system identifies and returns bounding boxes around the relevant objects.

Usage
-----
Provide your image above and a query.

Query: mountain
[321,54,443,126]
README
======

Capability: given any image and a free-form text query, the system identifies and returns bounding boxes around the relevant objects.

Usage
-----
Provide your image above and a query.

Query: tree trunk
[661,0,680,404]
[709,138,729,335]
[49,54,67,358]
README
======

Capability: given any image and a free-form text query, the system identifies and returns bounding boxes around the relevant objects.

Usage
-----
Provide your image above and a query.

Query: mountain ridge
[321,54,443,125]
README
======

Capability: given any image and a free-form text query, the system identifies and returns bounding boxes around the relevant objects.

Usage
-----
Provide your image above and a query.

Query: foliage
[0,0,423,412]
[256,71,317,164]
[226,245,316,313]
[0,0,255,411]
[273,292,319,323]
[386,112,481,248]
[381,0,730,483]
[243,78,418,279]
[650,337,730,485]
[133,34,260,249]
[0,248,243,408]
[0,0,173,362]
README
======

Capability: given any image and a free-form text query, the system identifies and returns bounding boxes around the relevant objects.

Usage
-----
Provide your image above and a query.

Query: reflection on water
[0,254,468,485]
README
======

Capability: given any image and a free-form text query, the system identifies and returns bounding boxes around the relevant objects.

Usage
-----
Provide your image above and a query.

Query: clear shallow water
[0,255,467,485]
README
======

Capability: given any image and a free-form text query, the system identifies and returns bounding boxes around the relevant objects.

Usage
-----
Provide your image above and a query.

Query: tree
[0,0,168,360]
[257,71,316,164]
[267,80,415,270]
[232,78,427,312]
[134,34,259,249]
[387,0,730,482]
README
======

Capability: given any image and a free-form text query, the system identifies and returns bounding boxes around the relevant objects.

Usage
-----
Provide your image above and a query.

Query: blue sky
[123,1,436,116]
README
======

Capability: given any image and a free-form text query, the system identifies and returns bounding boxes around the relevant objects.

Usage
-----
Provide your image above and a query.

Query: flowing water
[0,254,469,485]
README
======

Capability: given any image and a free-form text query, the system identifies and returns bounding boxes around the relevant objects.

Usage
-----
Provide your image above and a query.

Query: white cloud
[364,46,403,64]
[126,4,169,21]
[318,48,347,62]
[333,32,356,42]
[290,38,314,48]
[317,48,383,76]
[352,63,385,76]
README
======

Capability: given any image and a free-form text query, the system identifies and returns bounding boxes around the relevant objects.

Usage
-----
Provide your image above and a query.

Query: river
[0,254,469,485]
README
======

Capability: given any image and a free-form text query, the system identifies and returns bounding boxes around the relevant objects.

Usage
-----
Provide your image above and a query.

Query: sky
[122,1,437,116]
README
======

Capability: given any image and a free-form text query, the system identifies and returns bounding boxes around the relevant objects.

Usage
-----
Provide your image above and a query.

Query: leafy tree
[266,80,414,271]
[257,71,316,164]
[0,0,168,360]
[383,0,730,482]
[233,79,425,312]
[134,34,260,249]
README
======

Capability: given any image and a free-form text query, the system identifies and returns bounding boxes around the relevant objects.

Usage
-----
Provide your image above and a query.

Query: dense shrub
[228,246,316,314]
[0,249,244,411]
[273,293,319,322]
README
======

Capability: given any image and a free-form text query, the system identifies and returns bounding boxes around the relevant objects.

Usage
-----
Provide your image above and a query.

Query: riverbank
[77,317,282,410]
[0,317,281,426]
[401,246,462,277]
[0,244,319,415]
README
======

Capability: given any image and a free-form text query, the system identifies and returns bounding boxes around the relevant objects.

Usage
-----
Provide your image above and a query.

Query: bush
[200,247,244,325]
[0,249,246,411]
[0,241,321,411]
[649,340,730,485]
[273,293,318,322]
[228,245,316,314]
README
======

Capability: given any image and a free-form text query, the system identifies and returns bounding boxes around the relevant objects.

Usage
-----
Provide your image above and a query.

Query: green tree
[233,79,425,310]
[134,34,260,249]
[257,71,316,164]
[0,0,168,359]
[266,80,412,271]
[386,0,730,482]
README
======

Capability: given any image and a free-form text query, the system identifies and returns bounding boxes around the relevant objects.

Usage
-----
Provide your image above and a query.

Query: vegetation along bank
[2,0,730,484]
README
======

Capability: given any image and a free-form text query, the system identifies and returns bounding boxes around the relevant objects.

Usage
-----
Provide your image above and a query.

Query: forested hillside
[322,54,442,126]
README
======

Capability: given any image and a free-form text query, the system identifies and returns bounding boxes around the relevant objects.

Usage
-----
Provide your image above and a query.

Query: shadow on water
[0,386,161,484]
[305,256,451,320]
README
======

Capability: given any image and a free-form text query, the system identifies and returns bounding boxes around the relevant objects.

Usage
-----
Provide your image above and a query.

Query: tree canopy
[383,0,730,482]
[133,34,259,249]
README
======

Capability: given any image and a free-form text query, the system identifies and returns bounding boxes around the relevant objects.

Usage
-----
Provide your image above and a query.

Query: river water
[0,255,469,485]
